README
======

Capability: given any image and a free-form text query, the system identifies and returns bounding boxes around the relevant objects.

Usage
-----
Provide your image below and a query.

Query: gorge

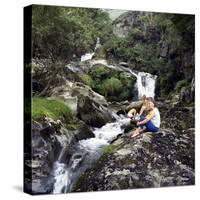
[24,6,195,195]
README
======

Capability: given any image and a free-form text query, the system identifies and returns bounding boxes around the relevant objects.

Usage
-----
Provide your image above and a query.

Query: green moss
[101,144,117,155]
[66,122,80,130]
[78,74,92,86]
[32,97,73,122]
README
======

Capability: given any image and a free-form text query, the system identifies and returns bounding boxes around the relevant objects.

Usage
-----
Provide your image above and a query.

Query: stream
[52,70,156,193]
[52,40,157,193]
[53,114,130,193]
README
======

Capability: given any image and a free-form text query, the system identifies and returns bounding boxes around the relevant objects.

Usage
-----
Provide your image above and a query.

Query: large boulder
[24,118,94,194]
[77,95,114,128]
[73,101,194,192]
[73,128,194,192]
[50,80,109,115]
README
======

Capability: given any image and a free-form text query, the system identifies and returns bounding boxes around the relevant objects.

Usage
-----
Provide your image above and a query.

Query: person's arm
[137,110,155,125]
[128,108,137,118]
[139,105,146,116]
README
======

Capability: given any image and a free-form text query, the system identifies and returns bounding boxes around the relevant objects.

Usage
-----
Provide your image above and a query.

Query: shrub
[89,65,110,79]
[102,77,123,97]
[79,74,92,86]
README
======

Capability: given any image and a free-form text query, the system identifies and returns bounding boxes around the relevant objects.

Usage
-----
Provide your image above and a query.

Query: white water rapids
[54,43,157,193]
[53,115,130,194]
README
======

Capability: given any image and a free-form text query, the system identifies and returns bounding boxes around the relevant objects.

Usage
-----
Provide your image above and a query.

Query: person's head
[147,97,156,109]
[141,95,147,103]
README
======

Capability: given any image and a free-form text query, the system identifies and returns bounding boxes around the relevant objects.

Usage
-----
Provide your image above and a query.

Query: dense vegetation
[31,5,194,102]
[32,5,112,62]
[103,12,194,98]
[78,64,136,101]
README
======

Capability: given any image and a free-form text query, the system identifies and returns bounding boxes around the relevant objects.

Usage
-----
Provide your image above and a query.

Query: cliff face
[110,11,195,102]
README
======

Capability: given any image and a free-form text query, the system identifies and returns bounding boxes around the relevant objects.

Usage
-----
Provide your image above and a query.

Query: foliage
[103,12,194,98]
[89,66,135,101]
[32,5,112,61]
[32,97,73,122]
[78,74,93,86]
[102,77,123,97]
[89,65,111,79]
[175,80,189,92]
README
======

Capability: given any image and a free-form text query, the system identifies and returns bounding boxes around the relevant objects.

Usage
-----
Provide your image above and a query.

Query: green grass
[101,144,118,155]
[32,97,73,122]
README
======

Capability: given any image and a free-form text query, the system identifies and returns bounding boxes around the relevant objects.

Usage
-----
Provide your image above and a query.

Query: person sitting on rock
[127,95,148,121]
[130,98,160,138]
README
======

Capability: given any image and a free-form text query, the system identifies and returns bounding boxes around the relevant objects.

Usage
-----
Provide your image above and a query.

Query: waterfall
[136,72,157,99]
[119,65,157,99]
[52,115,130,194]
[80,37,101,62]
[94,37,101,51]
[81,53,95,62]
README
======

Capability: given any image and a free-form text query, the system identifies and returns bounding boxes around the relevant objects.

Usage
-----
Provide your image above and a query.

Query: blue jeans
[139,115,159,132]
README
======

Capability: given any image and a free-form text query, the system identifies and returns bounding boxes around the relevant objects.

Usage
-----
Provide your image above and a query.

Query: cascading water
[80,37,101,62]
[135,72,157,99]
[52,115,130,194]
[117,65,157,99]
[81,53,95,62]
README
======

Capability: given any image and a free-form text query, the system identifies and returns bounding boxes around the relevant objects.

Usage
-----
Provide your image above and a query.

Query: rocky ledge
[73,128,194,192]
[73,103,195,192]
[24,117,94,194]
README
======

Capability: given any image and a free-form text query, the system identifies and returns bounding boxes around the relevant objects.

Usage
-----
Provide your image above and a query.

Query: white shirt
[151,107,161,128]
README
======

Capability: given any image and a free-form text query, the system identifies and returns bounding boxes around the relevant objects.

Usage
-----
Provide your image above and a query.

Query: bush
[32,97,73,122]
[89,65,111,79]
[79,74,92,86]
[102,77,123,97]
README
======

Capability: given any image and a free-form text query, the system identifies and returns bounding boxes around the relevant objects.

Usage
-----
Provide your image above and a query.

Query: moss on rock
[32,97,73,123]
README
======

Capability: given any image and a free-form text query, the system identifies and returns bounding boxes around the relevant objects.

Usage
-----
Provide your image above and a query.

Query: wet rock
[73,111,195,192]
[77,95,114,127]
[25,117,94,194]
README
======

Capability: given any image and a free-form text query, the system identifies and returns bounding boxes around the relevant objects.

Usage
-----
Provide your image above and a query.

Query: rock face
[73,129,194,192]
[24,118,94,194]
[77,95,114,128]
[50,80,109,115]
[73,103,195,192]
[113,11,145,38]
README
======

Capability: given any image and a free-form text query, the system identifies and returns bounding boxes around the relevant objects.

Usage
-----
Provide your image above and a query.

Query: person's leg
[130,115,145,137]
[131,127,142,137]
[127,108,136,118]
[145,120,159,132]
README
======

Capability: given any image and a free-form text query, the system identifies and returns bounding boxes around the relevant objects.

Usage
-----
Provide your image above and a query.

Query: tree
[32,5,112,62]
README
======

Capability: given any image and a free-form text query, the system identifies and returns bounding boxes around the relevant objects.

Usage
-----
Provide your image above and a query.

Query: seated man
[130,98,160,138]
